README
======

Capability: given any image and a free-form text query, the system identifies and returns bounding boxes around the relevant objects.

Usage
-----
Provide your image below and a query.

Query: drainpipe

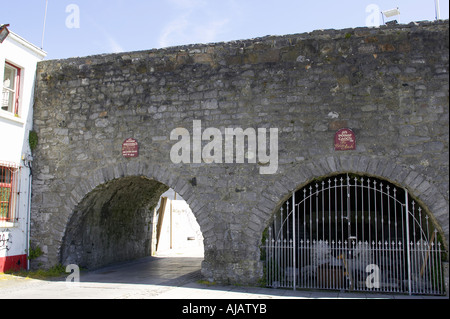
[26,168,31,270]
[23,154,32,270]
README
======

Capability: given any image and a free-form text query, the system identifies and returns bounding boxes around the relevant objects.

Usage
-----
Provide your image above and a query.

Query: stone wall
[31,20,448,285]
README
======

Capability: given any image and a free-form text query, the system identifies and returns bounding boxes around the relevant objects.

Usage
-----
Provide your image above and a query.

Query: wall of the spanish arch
[31,21,448,285]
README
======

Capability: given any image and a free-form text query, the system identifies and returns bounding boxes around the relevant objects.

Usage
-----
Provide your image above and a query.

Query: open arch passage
[263,174,445,295]
[61,176,170,269]
[153,189,204,257]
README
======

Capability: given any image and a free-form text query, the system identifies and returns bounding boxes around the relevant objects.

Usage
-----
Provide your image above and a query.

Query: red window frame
[2,62,21,116]
[0,162,19,222]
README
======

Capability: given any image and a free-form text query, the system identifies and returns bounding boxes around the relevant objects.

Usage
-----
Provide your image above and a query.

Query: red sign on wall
[334,128,356,151]
[122,138,139,158]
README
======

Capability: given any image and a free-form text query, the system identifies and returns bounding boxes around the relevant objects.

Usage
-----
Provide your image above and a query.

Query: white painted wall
[154,189,204,256]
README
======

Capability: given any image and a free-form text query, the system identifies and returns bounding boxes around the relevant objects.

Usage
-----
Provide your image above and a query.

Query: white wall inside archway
[153,189,204,257]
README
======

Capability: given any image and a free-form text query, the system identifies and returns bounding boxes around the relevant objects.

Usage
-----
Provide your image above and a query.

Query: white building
[0,25,46,272]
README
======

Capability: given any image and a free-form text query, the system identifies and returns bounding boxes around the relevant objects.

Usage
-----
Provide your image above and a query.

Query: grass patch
[197,279,217,286]
[5,264,67,280]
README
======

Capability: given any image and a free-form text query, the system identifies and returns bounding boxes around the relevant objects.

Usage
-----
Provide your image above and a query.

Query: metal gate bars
[263,174,445,295]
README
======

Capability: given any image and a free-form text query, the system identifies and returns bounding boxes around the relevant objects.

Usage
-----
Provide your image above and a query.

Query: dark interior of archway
[60,176,168,269]
[268,173,440,246]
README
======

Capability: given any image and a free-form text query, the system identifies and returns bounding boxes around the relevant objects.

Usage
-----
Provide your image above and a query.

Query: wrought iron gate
[263,174,445,295]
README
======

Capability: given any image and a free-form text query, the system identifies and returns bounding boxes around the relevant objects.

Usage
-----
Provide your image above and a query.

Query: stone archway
[60,176,169,269]
[257,155,449,251]
[30,161,214,271]
[262,172,447,294]
[249,155,449,294]
[30,22,448,286]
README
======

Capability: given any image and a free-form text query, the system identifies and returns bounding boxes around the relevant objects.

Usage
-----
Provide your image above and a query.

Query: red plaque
[122,138,139,158]
[334,128,356,151]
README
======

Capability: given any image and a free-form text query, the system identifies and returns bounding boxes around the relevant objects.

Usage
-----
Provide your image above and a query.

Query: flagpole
[434,0,441,20]
[41,0,48,49]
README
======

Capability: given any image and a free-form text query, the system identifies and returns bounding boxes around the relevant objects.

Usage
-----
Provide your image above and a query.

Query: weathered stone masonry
[31,21,448,285]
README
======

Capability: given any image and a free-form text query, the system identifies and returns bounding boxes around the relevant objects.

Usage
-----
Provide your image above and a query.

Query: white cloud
[106,34,125,53]
[158,0,232,48]
[86,14,125,54]
[166,0,207,9]
[159,16,229,48]
[158,13,190,48]
[193,18,230,43]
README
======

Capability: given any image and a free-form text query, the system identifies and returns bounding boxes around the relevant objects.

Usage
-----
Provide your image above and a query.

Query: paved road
[0,251,447,300]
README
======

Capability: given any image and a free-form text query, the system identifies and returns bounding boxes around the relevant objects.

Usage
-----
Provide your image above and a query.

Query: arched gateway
[263,173,445,295]
[30,21,448,292]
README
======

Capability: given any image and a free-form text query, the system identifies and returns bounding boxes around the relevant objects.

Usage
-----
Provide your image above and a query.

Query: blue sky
[1,0,448,60]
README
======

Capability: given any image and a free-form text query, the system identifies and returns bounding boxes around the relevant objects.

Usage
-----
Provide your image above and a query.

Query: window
[0,162,19,222]
[2,62,21,115]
